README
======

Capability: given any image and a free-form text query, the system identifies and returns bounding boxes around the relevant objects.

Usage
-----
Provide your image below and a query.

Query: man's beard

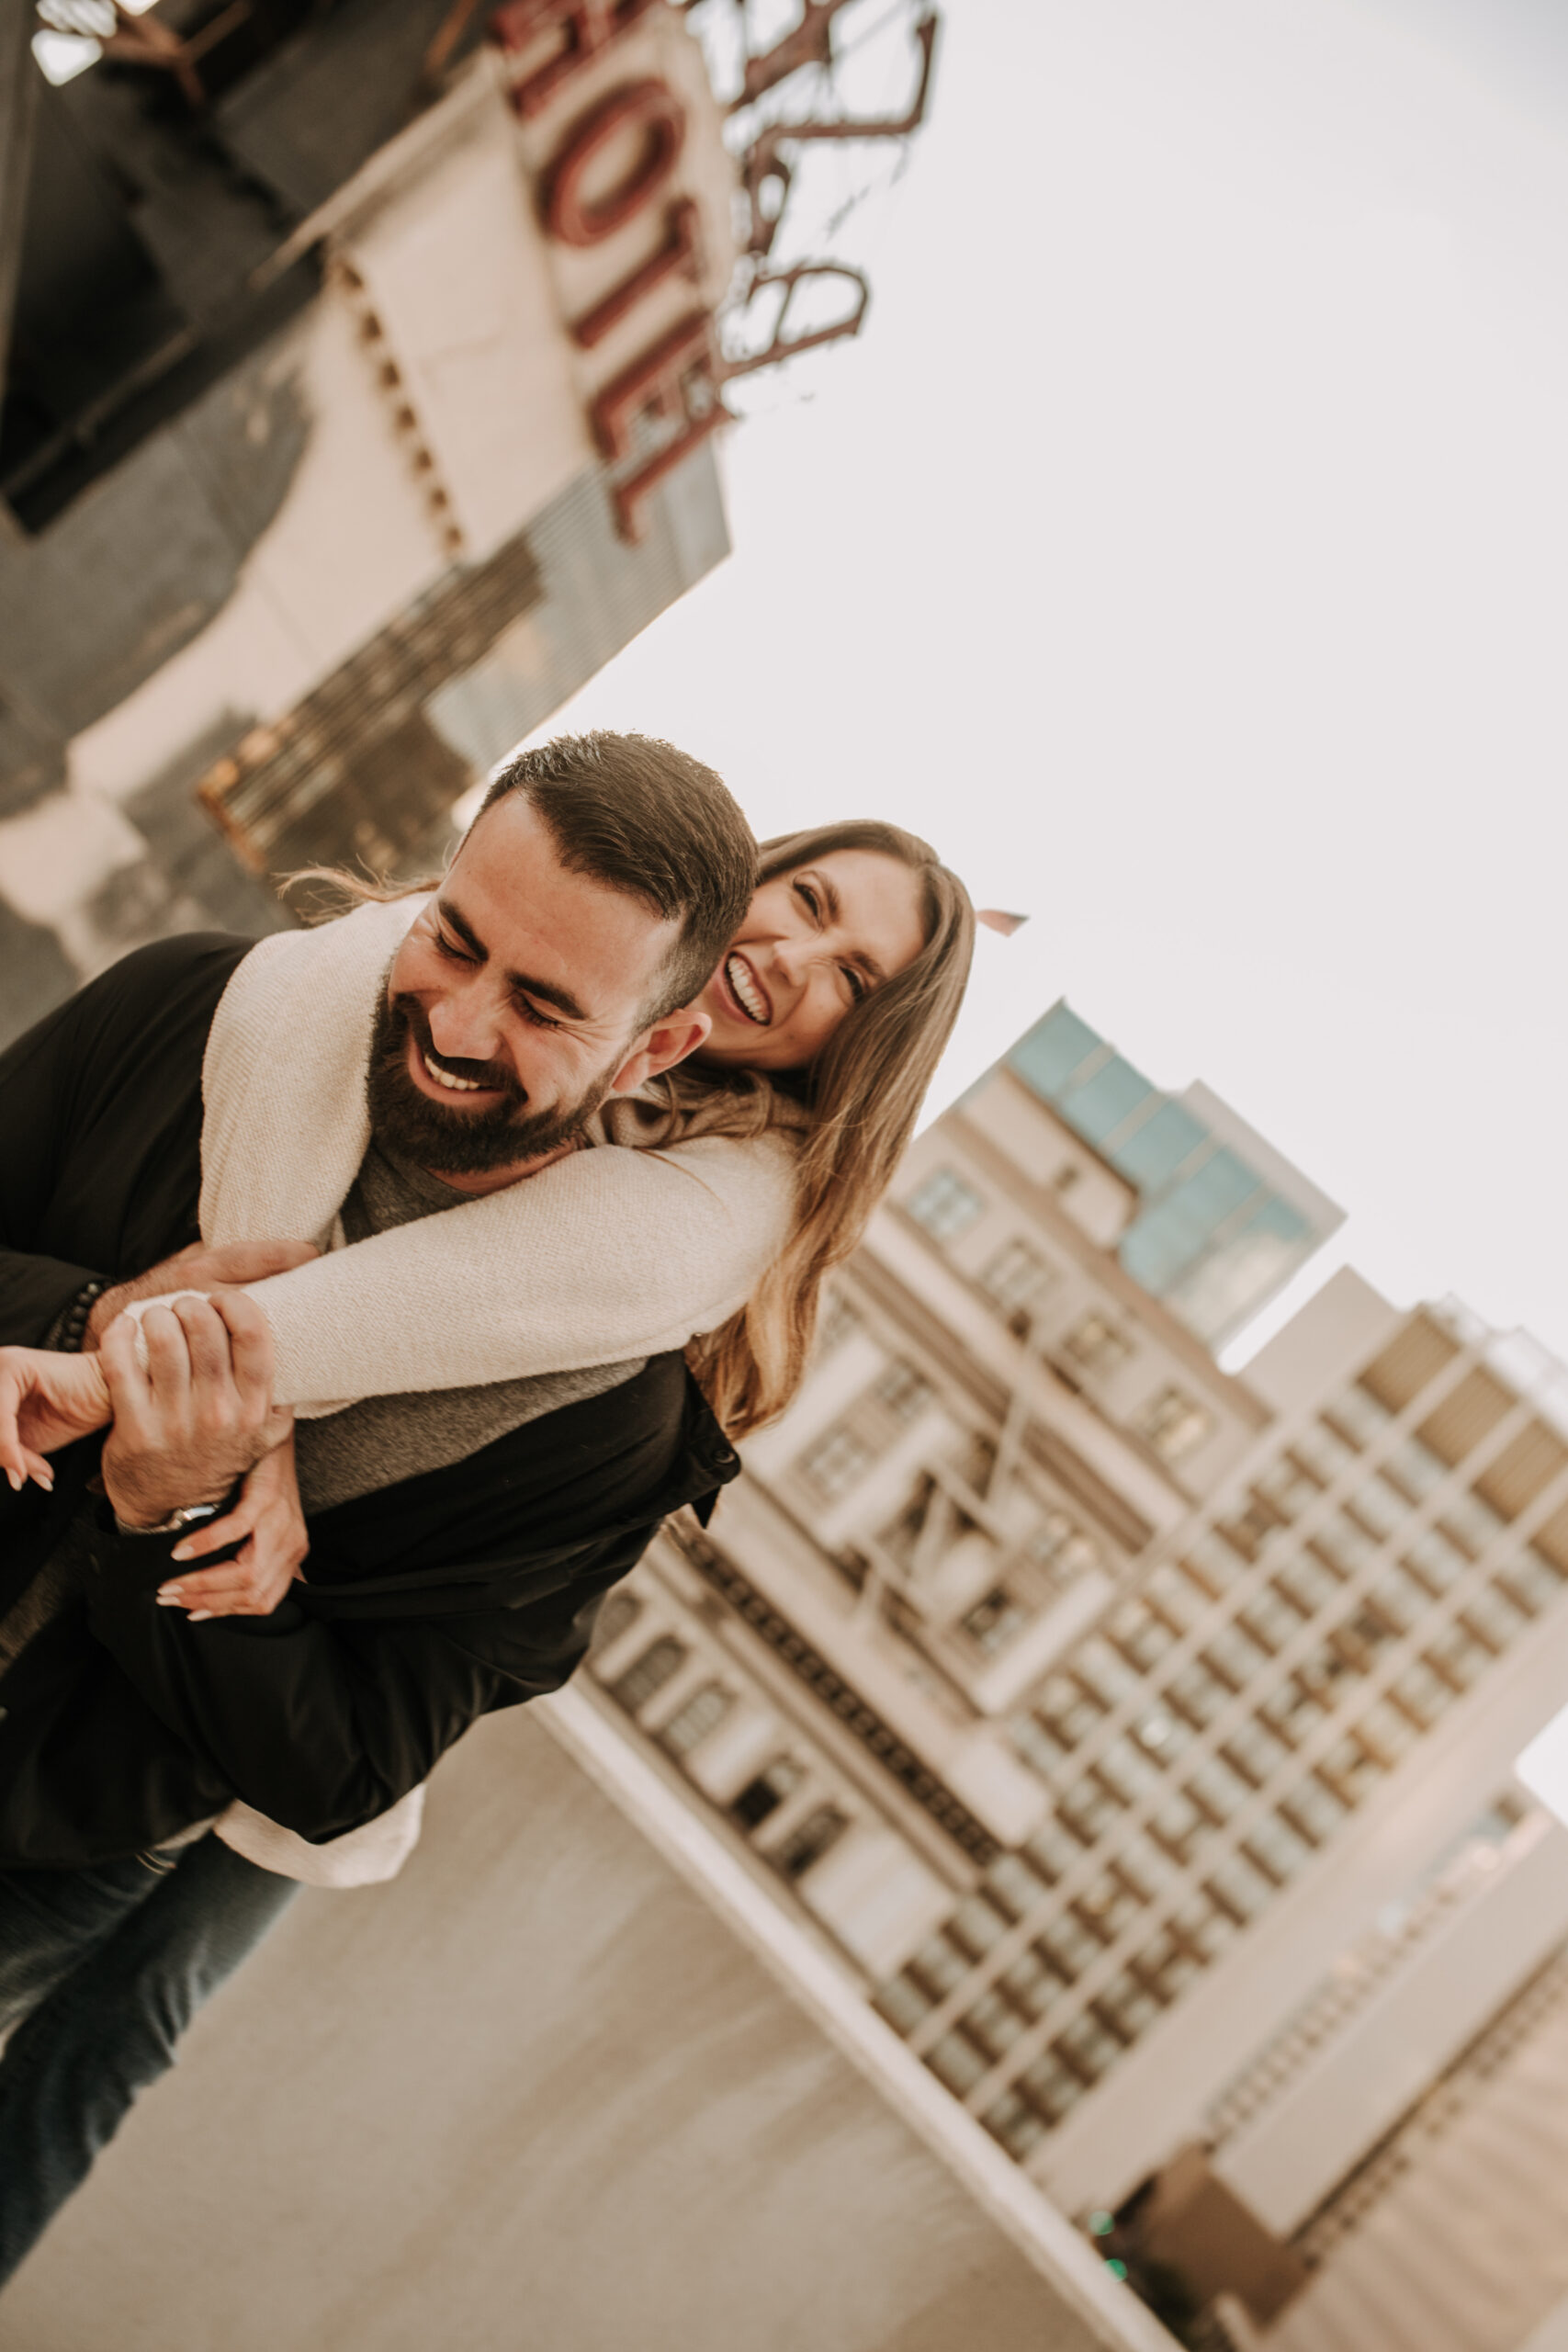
[366,991,615,1177]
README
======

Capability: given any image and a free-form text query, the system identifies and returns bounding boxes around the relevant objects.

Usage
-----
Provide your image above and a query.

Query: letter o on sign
[546,79,686,248]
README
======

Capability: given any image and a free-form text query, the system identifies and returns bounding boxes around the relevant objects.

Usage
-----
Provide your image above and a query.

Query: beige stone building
[586,1003,1568,2349]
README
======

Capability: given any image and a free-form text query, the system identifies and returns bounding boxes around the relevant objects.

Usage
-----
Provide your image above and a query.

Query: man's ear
[608,1010,713,1097]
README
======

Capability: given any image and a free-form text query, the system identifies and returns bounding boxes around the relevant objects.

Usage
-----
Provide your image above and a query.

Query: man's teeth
[423,1049,484,1093]
[728,955,768,1024]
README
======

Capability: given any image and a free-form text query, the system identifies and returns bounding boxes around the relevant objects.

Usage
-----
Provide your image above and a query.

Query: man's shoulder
[0,931,262,1122]
[3,930,258,1077]
[97,930,259,1012]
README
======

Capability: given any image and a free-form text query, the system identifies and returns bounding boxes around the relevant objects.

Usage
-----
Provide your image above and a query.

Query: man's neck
[421,1136,581,1198]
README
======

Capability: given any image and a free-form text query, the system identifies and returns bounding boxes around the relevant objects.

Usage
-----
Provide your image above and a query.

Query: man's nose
[427,989,506,1066]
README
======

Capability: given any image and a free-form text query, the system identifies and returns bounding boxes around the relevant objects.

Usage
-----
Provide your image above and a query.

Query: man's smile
[405,1028,512,1106]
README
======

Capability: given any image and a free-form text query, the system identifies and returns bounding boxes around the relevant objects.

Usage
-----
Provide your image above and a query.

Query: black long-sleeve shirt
[0,937,737,1866]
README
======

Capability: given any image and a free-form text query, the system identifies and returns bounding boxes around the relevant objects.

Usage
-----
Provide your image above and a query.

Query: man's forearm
[0,1252,107,1351]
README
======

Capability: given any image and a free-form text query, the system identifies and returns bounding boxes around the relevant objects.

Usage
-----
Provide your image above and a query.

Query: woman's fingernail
[170,1543,193,1562]
[33,1470,53,1491]
[155,1589,183,1605]
[186,1610,214,1624]
[6,1470,19,1493]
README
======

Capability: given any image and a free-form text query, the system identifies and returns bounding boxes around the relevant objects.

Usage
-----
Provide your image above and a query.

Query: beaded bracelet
[55,1277,110,1354]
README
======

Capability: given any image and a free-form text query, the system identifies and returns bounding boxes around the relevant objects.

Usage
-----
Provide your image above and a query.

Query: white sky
[527,0,1568,1371]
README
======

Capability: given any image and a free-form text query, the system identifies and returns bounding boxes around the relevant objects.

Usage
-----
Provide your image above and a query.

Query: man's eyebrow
[507,969,587,1021]
[815,870,886,985]
[436,897,588,1021]
[436,898,485,957]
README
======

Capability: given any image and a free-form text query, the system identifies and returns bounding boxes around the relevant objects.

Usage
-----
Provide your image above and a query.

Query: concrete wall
[0,1706,1145,2352]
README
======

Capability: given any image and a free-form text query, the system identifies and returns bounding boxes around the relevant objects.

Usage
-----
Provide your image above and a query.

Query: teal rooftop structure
[1003,1002,1344,1351]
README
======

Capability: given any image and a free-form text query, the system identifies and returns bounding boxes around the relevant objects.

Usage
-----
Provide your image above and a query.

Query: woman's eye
[794,880,820,921]
[842,967,868,1003]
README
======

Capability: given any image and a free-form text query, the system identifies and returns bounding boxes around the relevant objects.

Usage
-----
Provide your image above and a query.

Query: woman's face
[694,849,929,1071]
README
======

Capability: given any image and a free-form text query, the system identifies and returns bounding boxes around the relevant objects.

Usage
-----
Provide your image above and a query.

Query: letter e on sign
[546,80,685,247]
[592,313,729,540]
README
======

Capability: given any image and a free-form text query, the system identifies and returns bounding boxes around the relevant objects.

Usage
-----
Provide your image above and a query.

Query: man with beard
[0,732,757,2266]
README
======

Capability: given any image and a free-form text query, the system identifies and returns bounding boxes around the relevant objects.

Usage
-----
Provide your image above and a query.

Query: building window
[1331,1381,1393,1448]
[1062,1313,1132,1376]
[1136,1386,1214,1463]
[591,1591,642,1657]
[799,1423,876,1501]
[875,1974,932,2034]
[907,1165,985,1241]
[929,2030,990,2095]
[773,1804,849,1879]
[874,1358,932,1423]
[731,1756,805,1831]
[1292,1418,1359,1484]
[1029,1509,1099,1582]
[980,1238,1052,1317]
[962,1586,1032,1656]
[608,1636,687,1715]
[816,1291,863,1356]
[659,1682,732,1759]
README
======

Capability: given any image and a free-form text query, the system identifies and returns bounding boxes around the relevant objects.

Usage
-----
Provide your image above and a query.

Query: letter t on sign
[489,0,661,119]
[592,313,731,541]
[572,199,700,348]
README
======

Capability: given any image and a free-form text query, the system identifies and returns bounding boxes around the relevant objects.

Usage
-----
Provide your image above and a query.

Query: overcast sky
[530,0,1568,1373]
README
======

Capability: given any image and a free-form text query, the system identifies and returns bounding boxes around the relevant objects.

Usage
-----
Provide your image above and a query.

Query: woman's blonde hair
[669,820,975,1437]
[290,814,975,1442]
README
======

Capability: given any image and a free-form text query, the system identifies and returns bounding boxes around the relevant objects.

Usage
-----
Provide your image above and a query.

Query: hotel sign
[489,0,732,540]
[489,0,936,538]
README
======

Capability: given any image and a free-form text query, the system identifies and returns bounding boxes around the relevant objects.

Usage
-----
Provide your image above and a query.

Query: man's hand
[85,1239,319,1351]
[154,1431,309,1619]
[100,1294,293,1532]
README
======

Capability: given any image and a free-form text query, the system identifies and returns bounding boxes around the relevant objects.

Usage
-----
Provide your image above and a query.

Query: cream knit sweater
[185,895,799,1414]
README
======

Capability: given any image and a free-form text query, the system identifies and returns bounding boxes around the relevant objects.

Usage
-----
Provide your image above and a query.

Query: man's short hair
[479,731,756,1023]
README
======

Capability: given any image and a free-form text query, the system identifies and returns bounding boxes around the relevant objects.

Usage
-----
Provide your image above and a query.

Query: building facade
[581,1006,1568,2349]
[1,0,743,1041]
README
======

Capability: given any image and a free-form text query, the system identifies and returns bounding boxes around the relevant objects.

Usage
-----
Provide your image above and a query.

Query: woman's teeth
[423,1048,484,1093]
[727,955,768,1024]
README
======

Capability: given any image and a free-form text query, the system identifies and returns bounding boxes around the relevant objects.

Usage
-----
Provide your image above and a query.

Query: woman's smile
[720,952,772,1026]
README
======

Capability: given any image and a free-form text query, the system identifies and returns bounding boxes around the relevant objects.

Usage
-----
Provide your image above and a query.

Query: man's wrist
[102,1464,237,1530]
[112,1498,228,1540]
[45,1274,112,1354]
[84,1282,133,1352]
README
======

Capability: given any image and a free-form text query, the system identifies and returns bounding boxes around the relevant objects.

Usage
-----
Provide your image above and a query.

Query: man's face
[369,794,689,1187]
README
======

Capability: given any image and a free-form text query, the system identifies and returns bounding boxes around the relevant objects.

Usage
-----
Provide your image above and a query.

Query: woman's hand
[154,1429,308,1621]
[0,1348,112,1491]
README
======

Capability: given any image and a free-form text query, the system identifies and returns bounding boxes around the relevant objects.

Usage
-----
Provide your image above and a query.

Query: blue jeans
[0,1833,298,2285]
